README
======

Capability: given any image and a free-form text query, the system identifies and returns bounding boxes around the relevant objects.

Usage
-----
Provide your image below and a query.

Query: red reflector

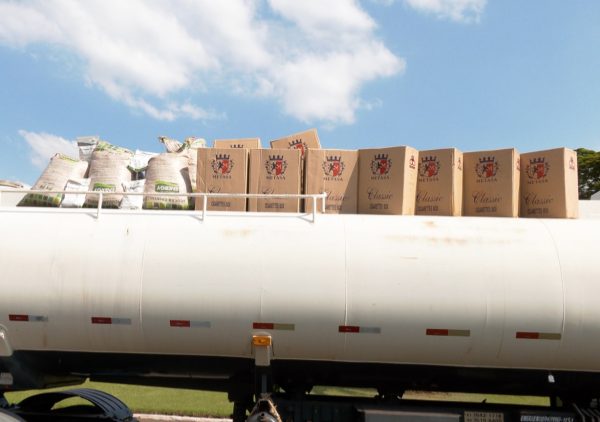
[253,322,275,330]
[9,314,29,322]
[339,325,360,333]
[516,331,540,339]
[170,320,191,328]
[426,329,449,336]
[91,317,112,324]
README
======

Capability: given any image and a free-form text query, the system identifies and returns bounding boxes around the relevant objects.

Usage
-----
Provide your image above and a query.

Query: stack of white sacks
[19,136,206,210]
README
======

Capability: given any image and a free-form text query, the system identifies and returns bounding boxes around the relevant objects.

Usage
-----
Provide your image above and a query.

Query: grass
[311,386,549,406]
[402,391,549,406]
[5,382,549,418]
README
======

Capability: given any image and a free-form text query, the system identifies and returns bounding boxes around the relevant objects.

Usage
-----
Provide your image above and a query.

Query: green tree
[577,148,600,199]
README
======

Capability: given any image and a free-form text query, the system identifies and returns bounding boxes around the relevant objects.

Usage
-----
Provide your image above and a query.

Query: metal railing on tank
[0,189,328,223]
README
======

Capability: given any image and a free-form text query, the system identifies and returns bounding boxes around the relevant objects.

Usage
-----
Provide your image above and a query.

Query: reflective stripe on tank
[169,320,211,328]
[8,314,48,322]
[253,322,295,331]
[426,329,471,337]
[91,317,132,325]
[516,331,562,340]
[338,325,381,334]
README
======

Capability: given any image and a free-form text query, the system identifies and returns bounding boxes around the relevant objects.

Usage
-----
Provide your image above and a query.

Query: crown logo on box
[288,139,307,155]
[266,155,288,176]
[323,155,345,177]
[418,156,440,178]
[526,156,550,180]
[211,154,233,174]
[475,156,498,178]
[371,153,392,175]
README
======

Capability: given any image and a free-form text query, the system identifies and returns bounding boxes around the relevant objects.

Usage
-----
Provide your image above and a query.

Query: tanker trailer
[0,197,600,421]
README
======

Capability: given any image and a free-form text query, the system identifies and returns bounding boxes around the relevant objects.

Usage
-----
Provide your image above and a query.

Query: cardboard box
[463,148,520,217]
[416,148,463,216]
[305,149,359,214]
[269,128,321,158]
[248,149,302,212]
[195,148,248,211]
[519,147,578,218]
[358,146,419,215]
[213,138,261,149]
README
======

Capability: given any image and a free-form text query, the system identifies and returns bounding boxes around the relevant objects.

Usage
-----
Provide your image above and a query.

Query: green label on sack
[92,183,116,192]
[57,154,79,163]
[95,141,132,155]
[155,181,179,193]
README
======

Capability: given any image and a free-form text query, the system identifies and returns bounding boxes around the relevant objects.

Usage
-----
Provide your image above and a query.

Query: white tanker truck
[1,192,600,421]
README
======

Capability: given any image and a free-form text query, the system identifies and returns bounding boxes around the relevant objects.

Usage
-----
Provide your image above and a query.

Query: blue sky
[1,0,599,185]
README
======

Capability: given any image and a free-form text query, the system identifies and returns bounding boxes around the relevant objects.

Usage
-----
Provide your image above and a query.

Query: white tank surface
[1,202,600,397]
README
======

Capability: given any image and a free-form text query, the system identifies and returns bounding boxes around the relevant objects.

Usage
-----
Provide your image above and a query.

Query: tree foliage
[577,148,600,199]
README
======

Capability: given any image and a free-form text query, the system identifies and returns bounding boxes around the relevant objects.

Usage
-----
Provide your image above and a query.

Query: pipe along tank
[1,202,600,419]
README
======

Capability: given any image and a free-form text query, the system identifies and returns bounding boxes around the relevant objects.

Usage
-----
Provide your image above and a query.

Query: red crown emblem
[266,155,287,176]
[371,153,391,175]
[475,156,498,178]
[322,156,345,177]
[211,154,233,174]
[419,156,440,177]
[289,139,307,156]
[526,157,550,180]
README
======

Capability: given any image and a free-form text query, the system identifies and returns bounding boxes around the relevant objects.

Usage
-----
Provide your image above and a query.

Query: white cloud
[404,0,487,23]
[18,130,78,169]
[275,42,403,124]
[268,0,375,43]
[0,0,402,125]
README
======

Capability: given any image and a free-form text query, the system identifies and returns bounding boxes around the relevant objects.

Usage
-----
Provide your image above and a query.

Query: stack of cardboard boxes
[22,126,579,218]
[188,129,580,219]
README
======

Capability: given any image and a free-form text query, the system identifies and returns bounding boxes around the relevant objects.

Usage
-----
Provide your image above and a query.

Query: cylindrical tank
[0,205,599,380]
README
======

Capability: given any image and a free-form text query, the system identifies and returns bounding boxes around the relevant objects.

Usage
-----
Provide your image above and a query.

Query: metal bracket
[252,335,272,367]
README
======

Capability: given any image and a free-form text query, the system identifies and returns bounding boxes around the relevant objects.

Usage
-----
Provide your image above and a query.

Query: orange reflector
[252,335,272,347]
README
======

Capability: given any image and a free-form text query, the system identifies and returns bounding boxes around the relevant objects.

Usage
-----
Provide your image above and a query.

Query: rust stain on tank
[430,237,469,246]
[423,221,437,228]
[222,229,253,238]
